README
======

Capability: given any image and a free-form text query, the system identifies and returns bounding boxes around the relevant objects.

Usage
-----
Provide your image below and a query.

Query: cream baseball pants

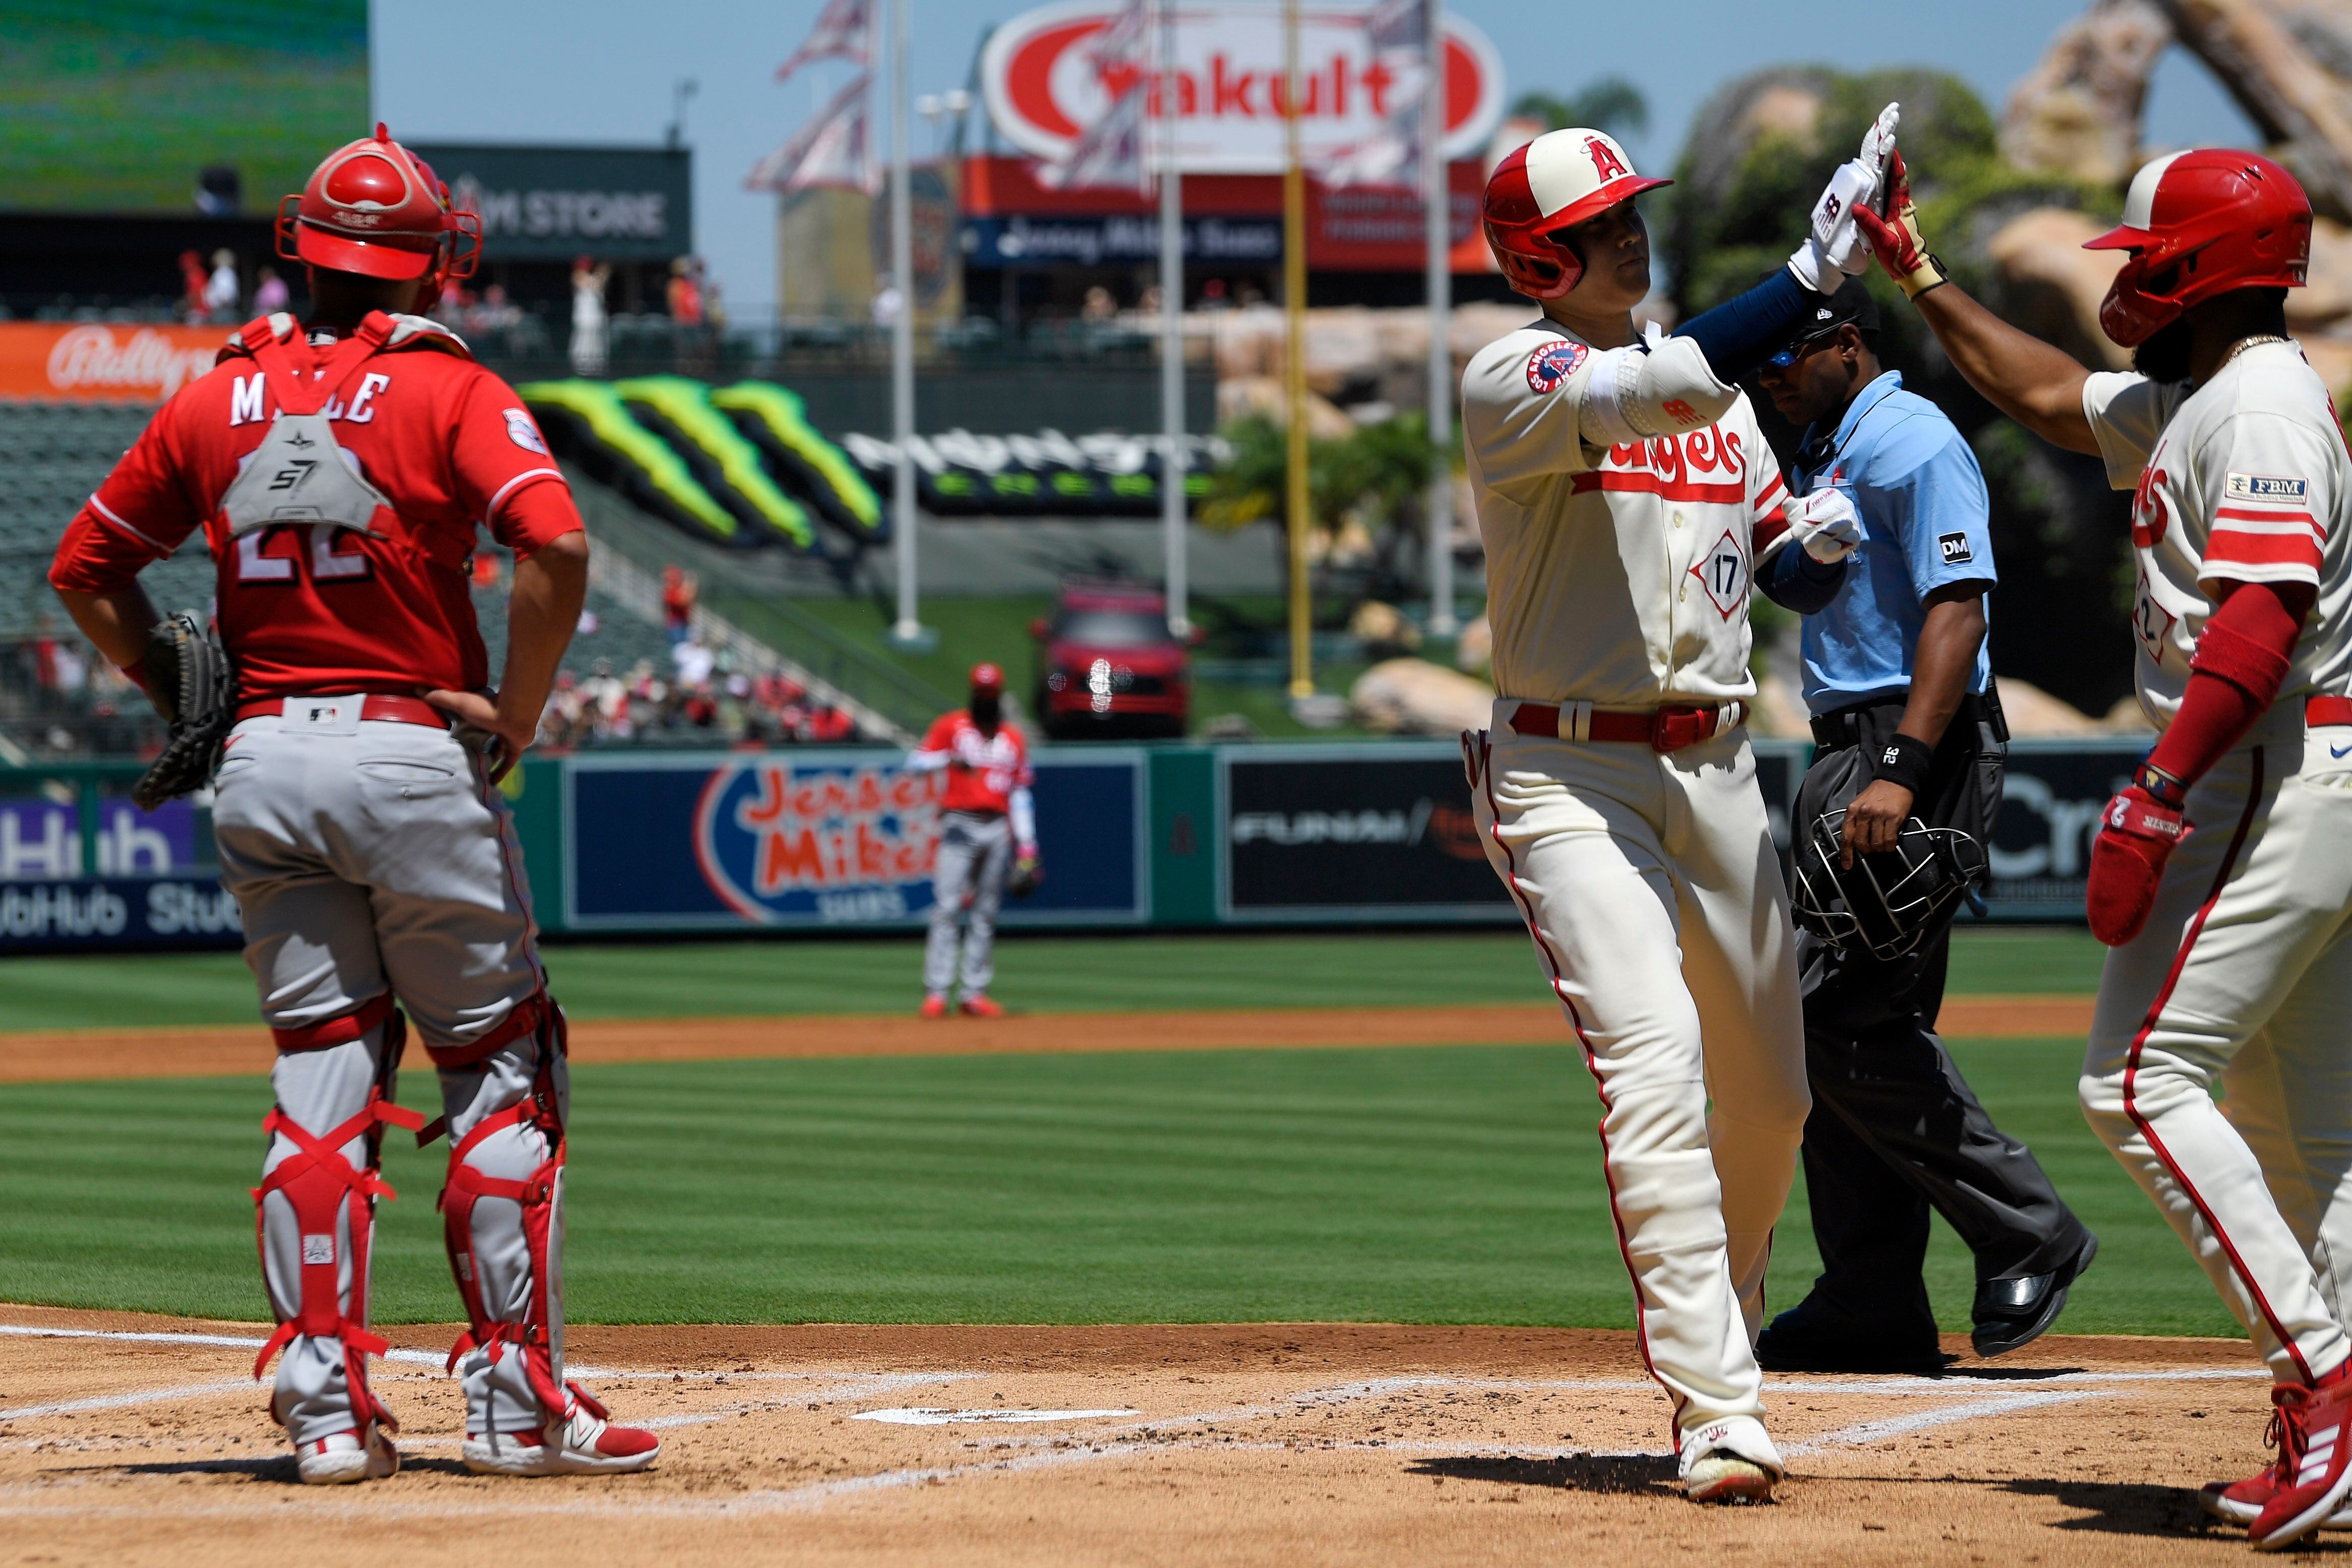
[1466,714,1810,1438]
[2080,704,2352,1385]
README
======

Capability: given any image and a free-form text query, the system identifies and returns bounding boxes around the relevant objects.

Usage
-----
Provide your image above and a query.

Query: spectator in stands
[672,633,715,688]
[1081,285,1117,323]
[667,258,704,327]
[253,265,290,316]
[871,275,904,329]
[203,250,240,321]
[661,565,697,645]
[570,258,611,376]
[177,251,210,322]
[472,552,502,590]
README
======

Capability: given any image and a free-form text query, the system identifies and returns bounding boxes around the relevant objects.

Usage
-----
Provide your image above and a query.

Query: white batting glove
[1789,488,1864,563]
[1786,101,1900,292]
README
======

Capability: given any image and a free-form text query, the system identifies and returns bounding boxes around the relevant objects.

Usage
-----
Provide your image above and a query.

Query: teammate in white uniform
[1859,146,2352,1549]
[1461,118,1886,1503]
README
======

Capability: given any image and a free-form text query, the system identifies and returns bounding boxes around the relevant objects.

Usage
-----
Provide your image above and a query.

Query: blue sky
[374,0,2259,312]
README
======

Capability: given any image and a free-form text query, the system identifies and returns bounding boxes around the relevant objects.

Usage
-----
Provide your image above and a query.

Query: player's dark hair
[305,266,426,333]
[970,690,1002,731]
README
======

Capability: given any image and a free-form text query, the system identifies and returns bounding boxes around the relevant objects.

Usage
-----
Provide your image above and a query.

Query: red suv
[1031,583,1191,740]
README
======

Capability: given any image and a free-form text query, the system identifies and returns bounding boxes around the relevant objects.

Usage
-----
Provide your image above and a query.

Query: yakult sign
[981,1,1503,173]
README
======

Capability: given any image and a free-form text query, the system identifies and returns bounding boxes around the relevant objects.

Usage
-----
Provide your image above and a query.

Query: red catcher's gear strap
[238,312,396,419]
[2148,581,2307,791]
[250,1009,425,1434]
[271,991,397,1052]
[437,1001,571,1432]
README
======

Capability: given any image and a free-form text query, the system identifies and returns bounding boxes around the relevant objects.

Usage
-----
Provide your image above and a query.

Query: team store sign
[980,0,1504,173]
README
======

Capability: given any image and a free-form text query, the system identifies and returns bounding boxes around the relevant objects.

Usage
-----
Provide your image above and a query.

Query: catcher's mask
[1791,807,1988,962]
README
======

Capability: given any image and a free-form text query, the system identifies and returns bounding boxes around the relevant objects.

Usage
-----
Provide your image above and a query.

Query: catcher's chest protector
[217,316,397,540]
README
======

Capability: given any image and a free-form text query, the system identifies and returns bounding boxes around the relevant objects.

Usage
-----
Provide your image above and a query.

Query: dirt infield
[0,1303,2285,1566]
[0,995,2094,1083]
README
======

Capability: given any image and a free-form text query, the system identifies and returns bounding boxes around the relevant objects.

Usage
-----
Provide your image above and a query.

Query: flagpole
[1158,0,1188,640]
[1422,0,1455,638]
[886,0,930,650]
[1281,0,1311,702]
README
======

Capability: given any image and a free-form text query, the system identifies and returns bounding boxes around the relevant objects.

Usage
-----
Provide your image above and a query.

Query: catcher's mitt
[1008,851,1044,899]
[132,612,237,811]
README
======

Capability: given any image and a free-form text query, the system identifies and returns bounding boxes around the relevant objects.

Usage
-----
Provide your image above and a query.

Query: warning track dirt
[0,1304,2276,1566]
[0,996,2093,1083]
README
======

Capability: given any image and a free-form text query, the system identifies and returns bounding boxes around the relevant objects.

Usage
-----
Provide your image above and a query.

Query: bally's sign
[409,144,693,262]
[980,1,1504,174]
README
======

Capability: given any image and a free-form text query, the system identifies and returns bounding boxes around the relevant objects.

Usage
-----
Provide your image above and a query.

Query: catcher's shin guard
[434,997,572,1442]
[250,1001,423,1448]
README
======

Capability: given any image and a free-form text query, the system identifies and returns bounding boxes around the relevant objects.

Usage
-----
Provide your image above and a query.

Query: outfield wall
[0,737,2147,950]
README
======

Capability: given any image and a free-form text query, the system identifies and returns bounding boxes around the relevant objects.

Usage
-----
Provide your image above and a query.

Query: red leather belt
[2310,696,2352,727]
[235,693,451,729]
[1507,699,1748,754]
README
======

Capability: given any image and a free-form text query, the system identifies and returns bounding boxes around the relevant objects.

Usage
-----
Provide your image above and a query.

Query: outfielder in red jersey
[49,126,657,1486]
[909,662,1038,1017]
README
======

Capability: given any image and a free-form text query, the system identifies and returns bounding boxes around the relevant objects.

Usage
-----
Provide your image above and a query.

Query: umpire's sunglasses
[1765,325,1849,371]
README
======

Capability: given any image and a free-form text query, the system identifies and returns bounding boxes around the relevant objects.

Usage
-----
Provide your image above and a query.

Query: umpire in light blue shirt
[1750,277,2094,1373]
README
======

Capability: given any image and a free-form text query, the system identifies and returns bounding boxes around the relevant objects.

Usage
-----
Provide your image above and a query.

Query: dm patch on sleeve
[1938,531,1975,566]
[2224,471,2310,505]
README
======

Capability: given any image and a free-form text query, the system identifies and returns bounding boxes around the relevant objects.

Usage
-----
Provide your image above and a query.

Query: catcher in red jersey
[1860,148,2352,1550]
[47,126,658,1485]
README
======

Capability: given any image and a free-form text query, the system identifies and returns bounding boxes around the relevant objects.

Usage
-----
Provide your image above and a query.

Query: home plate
[854,1406,1140,1425]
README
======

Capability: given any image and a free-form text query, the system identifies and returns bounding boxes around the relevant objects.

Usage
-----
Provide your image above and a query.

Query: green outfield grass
[0,926,2106,1033]
[0,1036,2227,1340]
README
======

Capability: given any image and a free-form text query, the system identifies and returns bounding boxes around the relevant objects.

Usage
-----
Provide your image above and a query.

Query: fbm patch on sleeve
[2224,471,2311,505]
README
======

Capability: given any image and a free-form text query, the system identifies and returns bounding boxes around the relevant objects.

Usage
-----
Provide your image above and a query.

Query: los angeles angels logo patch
[1525,339,1589,395]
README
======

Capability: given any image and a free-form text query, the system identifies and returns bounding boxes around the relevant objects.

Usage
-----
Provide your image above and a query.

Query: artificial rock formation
[2001,0,2174,183]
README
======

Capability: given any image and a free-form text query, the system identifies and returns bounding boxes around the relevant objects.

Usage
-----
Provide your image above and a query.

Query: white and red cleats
[1677,1415,1783,1504]
[296,1425,398,1485]
[463,1382,660,1477]
[2251,1370,2352,1550]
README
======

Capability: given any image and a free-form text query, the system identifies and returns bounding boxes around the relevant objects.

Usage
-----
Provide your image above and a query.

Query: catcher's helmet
[2083,149,2310,347]
[1481,128,1669,300]
[276,123,481,290]
[1791,808,1988,962]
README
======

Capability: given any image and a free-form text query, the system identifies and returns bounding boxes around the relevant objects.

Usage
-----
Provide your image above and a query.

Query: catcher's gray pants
[924,808,1012,997]
[1793,693,2088,1343]
[215,702,566,1449]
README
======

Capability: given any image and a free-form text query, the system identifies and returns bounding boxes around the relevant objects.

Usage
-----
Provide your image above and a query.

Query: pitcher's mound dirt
[0,1304,2274,1566]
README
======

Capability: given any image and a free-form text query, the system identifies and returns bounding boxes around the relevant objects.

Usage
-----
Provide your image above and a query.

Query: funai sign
[411,144,693,262]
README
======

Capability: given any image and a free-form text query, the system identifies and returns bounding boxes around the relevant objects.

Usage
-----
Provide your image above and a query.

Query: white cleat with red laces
[296,1426,399,1485]
[462,1383,660,1477]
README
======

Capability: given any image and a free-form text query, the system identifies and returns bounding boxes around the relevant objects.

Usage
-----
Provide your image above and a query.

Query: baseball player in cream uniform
[1463,118,1890,1503]
[1859,144,2352,1548]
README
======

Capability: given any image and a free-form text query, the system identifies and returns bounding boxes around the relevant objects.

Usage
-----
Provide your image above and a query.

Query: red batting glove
[1851,149,1948,300]
[2086,786,2187,947]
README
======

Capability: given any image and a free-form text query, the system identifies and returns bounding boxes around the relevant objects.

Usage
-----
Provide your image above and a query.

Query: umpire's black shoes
[1971,1230,2098,1358]
[1754,1296,1948,1375]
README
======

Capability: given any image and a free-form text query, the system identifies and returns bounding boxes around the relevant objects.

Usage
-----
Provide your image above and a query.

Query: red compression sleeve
[2145,580,2310,789]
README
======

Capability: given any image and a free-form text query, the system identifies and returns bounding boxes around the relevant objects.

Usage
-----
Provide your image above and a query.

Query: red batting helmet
[1482,129,1670,300]
[970,662,1005,693]
[2083,148,2310,347]
[275,124,481,290]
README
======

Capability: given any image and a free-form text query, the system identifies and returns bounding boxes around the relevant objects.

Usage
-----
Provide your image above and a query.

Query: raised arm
[1855,151,2100,455]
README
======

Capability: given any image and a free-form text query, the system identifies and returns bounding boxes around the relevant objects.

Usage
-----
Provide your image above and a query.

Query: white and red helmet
[2083,148,2310,347]
[275,123,481,290]
[1482,129,1670,300]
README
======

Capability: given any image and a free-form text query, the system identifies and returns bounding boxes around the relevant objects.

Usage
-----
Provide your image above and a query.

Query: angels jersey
[48,311,578,702]
[1461,325,1789,705]
[916,710,1034,816]
[2083,340,2352,724]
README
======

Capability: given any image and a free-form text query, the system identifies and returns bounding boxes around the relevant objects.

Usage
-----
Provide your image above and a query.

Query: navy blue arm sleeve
[1757,538,1847,614]
[1672,269,1819,384]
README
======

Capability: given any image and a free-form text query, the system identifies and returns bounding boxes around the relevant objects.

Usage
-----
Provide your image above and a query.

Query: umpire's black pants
[1793,692,2088,1342]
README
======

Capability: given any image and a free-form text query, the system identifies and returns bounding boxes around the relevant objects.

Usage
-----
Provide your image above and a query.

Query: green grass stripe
[0,927,2108,1034]
[0,1039,2233,1339]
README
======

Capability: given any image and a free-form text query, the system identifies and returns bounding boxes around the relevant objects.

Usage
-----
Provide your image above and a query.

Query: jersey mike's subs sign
[980,0,1504,173]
